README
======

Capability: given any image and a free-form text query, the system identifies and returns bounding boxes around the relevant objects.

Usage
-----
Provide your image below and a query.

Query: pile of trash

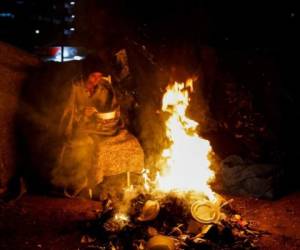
[79,192,264,249]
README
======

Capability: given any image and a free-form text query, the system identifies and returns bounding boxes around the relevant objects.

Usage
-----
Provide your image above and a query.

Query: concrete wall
[0,41,40,196]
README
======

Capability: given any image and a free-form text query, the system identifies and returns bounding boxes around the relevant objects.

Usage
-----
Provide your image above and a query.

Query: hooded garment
[51,76,144,196]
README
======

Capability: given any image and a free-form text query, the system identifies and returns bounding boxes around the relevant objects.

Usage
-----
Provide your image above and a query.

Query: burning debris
[80,193,263,250]
[79,79,264,249]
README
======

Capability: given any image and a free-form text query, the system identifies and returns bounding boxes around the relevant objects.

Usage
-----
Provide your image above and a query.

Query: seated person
[51,58,144,199]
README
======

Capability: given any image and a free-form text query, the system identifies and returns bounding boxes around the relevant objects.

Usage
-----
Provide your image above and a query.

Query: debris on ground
[80,193,267,249]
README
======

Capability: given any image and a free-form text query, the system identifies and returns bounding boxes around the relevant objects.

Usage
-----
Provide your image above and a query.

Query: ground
[0,193,300,250]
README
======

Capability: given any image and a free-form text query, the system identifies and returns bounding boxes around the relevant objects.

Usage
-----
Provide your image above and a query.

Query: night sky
[85,1,298,88]
[0,1,297,61]
[112,1,298,94]
[109,1,297,48]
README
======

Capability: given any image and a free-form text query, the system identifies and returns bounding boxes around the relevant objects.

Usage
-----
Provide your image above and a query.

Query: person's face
[87,72,103,87]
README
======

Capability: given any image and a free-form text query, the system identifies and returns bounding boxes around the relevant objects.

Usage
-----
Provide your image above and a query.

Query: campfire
[80,79,263,249]
[155,79,215,201]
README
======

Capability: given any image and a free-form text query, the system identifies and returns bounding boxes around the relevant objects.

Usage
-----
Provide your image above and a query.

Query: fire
[155,79,216,201]
[114,213,129,223]
[113,213,130,229]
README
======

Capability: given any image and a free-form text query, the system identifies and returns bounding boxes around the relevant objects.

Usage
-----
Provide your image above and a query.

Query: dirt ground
[1,192,300,250]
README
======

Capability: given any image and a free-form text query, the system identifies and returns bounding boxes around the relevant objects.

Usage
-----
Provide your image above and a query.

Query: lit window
[42,46,86,62]
[0,12,15,18]
[74,56,84,60]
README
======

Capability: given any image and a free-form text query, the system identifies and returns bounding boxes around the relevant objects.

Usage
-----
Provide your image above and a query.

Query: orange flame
[155,79,216,201]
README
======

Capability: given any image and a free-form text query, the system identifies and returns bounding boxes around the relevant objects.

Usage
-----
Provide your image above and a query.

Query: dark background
[1,0,299,192]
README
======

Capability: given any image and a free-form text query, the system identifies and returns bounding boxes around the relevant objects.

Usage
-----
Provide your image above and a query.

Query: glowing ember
[155,79,216,201]
[113,213,130,229]
[114,213,129,222]
[142,168,151,192]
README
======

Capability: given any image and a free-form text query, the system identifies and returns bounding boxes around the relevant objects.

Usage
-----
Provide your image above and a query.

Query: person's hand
[84,106,98,117]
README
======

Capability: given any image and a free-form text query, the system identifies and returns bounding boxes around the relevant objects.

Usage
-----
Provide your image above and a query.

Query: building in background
[0,0,85,61]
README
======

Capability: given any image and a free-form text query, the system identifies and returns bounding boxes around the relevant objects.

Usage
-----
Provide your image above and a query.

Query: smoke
[17,61,83,192]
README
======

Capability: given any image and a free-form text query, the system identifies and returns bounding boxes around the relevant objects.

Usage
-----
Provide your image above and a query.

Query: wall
[0,41,39,196]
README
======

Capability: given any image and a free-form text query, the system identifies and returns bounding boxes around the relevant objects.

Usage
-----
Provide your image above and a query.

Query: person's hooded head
[82,54,110,81]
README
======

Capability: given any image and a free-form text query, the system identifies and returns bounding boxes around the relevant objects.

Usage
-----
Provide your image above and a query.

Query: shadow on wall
[16,61,83,193]
[0,41,40,197]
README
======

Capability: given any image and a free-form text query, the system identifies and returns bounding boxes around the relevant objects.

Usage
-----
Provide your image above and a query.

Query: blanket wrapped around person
[51,69,144,198]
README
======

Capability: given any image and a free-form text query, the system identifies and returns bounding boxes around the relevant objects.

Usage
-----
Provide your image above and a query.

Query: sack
[217,155,283,199]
